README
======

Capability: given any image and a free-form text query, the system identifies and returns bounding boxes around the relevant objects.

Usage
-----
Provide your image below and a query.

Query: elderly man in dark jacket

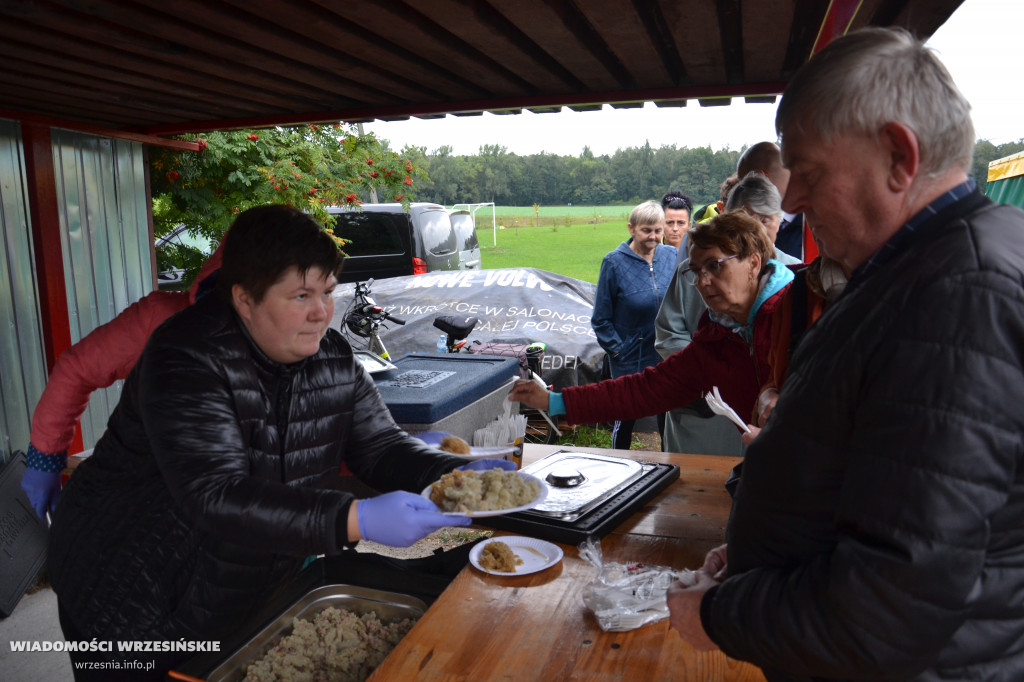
[667,27,1024,681]
[47,206,506,680]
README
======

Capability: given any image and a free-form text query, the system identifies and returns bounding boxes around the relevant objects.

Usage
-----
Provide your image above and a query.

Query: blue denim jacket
[592,240,677,378]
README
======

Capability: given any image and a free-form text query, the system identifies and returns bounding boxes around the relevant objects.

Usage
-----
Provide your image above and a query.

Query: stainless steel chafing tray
[204,584,426,682]
[524,450,645,521]
[484,450,680,544]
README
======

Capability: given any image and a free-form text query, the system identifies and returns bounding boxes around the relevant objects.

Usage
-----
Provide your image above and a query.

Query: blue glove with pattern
[22,444,66,519]
[356,490,470,547]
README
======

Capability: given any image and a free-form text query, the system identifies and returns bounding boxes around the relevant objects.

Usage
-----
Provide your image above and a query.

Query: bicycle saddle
[433,314,479,341]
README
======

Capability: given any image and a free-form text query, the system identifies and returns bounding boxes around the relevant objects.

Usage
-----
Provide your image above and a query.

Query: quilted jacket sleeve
[336,361,471,494]
[29,291,189,454]
[561,343,705,425]
[138,321,464,557]
[654,259,707,359]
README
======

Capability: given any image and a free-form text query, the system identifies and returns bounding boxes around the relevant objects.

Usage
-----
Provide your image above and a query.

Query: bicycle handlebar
[355,303,405,326]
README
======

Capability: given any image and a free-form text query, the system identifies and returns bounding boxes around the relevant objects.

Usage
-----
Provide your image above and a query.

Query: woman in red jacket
[510,212,793,436]
[20,246,223,518]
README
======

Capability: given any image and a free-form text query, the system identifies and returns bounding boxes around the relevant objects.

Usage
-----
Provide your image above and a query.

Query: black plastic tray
[482,460,680,544]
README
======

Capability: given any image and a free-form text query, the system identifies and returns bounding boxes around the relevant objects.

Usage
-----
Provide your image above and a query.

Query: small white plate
[470,536,564,575]
[466,445,518,460]
[421,472,548,517]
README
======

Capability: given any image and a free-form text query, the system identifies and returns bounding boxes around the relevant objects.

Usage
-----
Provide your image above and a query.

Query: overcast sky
[364,0,1022,157]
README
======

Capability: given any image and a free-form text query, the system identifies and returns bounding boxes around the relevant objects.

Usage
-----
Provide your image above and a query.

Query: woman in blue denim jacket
[592,200,677,448]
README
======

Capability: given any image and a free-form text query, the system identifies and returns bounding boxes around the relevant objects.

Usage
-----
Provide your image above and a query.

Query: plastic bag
[578,536,697,632]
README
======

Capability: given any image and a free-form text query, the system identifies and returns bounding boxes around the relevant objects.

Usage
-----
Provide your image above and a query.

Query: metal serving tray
[204,584,426,682]
[485,450,680,544]
[523,451,645,521]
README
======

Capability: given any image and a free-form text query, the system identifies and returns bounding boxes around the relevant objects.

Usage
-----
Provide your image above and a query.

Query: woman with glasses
[653,173,802,456]
[591,200,677,449]
[511,212,793,447]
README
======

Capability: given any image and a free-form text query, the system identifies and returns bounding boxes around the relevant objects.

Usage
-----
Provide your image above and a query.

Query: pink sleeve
[29,291,189,454]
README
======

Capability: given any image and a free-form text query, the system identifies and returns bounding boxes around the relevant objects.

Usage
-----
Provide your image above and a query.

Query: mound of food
[478,540,523,573]
[429,468,539,513]
[243,606,415,682]
[438,435,470,454]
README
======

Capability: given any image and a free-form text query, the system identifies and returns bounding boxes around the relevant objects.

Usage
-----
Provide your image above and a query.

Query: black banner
[332,268,605,389]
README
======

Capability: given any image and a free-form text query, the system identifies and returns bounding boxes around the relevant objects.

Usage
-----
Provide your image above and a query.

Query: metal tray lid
[521,451,644,516]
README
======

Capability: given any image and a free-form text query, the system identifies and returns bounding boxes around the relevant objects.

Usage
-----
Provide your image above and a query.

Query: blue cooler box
[372,353,521,442]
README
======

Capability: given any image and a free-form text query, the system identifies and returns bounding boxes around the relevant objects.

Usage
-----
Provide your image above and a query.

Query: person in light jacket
[591,200,676,448]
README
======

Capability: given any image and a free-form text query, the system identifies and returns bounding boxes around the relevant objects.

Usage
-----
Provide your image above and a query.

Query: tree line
[402,139,1024,209]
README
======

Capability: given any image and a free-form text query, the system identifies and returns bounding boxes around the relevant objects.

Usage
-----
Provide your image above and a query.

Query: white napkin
[473,376,527,447]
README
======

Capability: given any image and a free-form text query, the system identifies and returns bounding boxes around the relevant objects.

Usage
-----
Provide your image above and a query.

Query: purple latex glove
[457,459,517,472]
[21,468,61,519]
[357,490,470,547]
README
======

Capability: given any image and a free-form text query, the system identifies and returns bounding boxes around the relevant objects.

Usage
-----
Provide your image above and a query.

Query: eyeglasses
[684,254,739,286]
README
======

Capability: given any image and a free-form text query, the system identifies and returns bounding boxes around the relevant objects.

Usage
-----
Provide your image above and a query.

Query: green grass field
[477,218,630,283]
[456,204,633,220]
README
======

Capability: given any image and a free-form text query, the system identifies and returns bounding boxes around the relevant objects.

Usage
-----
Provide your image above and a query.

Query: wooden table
[368,445,766,681]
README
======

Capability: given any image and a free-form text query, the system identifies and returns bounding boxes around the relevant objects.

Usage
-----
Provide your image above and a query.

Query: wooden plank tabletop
[368,444,765,682]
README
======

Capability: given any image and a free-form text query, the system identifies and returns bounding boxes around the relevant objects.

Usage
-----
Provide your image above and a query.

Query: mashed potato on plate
[429,468,539,513]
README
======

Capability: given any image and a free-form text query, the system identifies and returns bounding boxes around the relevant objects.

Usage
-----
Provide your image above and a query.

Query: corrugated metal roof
[0,0,964,136]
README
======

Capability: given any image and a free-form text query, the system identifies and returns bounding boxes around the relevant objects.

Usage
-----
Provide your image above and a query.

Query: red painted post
[21,123,84,453]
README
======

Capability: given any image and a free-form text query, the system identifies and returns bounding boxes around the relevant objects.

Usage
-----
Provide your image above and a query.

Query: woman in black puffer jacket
[47,206,497,680]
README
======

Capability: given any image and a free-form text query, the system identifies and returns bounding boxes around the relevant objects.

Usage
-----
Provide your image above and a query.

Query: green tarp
[986,152,1024,209]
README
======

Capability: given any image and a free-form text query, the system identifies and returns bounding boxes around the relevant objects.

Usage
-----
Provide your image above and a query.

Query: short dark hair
[217,205,342,303]
[661,190,693,215]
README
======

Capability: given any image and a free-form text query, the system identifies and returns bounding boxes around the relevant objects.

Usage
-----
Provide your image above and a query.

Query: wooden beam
[0,109,200,151]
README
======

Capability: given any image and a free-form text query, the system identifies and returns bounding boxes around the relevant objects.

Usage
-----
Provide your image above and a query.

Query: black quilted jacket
[48,293,465,646]
[705,192,1024,681]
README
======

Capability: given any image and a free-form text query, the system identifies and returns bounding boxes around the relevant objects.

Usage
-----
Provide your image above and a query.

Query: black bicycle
[340,279,406,362]
[433,314,561,445]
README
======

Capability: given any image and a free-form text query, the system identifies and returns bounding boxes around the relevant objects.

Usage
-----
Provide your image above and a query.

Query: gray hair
[776,27,974,176]
[629,200,665,227]
[725,171,782,217]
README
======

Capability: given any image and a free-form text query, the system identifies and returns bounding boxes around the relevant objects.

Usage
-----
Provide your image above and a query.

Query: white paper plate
[465,445,518,460]
[421,472,548,517]
[470,536,564,576]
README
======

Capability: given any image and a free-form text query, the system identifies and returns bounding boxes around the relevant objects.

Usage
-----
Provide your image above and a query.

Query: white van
[448,209,483,271]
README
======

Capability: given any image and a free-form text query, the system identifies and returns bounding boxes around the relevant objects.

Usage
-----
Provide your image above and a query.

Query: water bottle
[436,334,447,353]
